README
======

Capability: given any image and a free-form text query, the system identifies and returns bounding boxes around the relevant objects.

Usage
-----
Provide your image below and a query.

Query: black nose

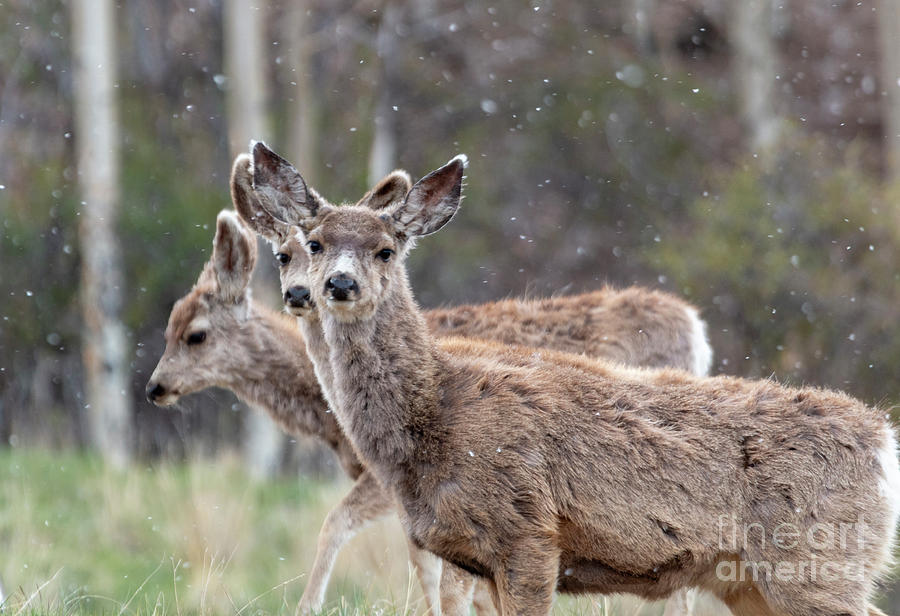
[146,381,165,402]
[325,274,358,301]
[284,286,311,308]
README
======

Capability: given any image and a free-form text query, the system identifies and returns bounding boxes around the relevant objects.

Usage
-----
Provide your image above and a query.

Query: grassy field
[0,447,721,615]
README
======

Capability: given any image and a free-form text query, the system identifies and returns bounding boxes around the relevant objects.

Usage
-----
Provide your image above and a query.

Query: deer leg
[405,538,443,615]
[472,578,498,616]
[722,587,780,616]
[439,564,498,616]
[493,548,559,616]
[440,561,477,616]
[662,587,696,616]
[297,471,392,615]
[728,573,875,616]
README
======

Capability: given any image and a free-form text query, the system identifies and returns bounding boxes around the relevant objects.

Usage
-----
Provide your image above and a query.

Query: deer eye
[276,252,291,266]
[376,248,394,262]
[187,331,207,345]
[307,240,322,254]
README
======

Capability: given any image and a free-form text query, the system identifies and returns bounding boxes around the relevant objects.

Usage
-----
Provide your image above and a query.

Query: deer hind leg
[722,586,781,616]
[296,472,393,615]
[725,581,876,616]
[405,538,443,615]
[662,588,696,616]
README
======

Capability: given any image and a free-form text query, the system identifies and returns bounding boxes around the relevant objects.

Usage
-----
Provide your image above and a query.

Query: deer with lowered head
[231,150,716,615]
[248,141,900,616]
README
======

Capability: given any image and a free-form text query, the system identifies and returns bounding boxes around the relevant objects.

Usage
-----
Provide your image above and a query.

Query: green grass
[0,448,424,615]
[0,448,712,615]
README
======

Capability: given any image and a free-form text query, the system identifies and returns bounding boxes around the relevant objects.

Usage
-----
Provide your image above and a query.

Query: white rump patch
[686,307,713,376]
[877,425,900,569]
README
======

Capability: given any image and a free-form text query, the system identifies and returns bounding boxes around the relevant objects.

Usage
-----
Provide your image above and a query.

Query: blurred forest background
[4,0,900,474]
[5,0,900,612]
[5,0,900,471]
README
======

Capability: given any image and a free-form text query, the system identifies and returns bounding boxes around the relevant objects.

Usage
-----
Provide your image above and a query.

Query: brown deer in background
[249,141,899,616]
[232,149,716,615]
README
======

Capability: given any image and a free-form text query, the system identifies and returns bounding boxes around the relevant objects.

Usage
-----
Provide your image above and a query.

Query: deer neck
[320,277,442,485]
[295,310,340,415]
[227,302,342,448]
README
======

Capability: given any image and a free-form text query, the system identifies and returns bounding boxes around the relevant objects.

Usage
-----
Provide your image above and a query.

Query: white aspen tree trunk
[285,3,318,174]
[224,1,269,158]
[878,0,900,180]
[733,0,782,160]
[224,0,284,479]
[630,0,656,55]
[368,4,400,187]
[71,0,134,468]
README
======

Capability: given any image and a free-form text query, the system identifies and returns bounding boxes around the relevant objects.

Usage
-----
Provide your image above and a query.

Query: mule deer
[146,210,435,611]
[147,206,714,615]
[233,149,720,615]
[250,142,899,616]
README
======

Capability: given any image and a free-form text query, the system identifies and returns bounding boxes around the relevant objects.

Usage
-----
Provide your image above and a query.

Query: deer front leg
[438,561,498,616]
[405,538,443,615]
[440,561,476,616]
[297,471,393,615]
[472,578,498,616]
[493,547,559,616]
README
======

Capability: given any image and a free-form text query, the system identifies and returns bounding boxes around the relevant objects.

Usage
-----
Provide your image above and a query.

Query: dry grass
[0,447,726,615]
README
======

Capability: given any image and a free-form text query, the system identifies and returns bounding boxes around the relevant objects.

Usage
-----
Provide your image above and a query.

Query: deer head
[145,210,258,405]
[231,152,313,316]
[243,142,421,321]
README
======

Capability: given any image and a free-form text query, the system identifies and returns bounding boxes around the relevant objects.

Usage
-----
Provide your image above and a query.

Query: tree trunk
[71,0,134,468]
[284,3,318,175]
[629,0,656,56]
[224,1,268,158]
[732,0,782,160]
[368,4,401,186]
[878,0,900,180]
[223,0,285,479]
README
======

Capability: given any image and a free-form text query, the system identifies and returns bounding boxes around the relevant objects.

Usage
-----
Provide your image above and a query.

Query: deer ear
[231,153,291,244]
[195,260,217,290]
[357,170,412,211]
[212,210,257,301]
[250,141,331,231]
[391,155,466,239]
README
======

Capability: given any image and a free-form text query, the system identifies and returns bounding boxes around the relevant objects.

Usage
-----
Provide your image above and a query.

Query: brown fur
[231,150,717,615]
[150,209,714,615]
[249,143,899,616]
[424,288,707,374]
[147,212,362,477]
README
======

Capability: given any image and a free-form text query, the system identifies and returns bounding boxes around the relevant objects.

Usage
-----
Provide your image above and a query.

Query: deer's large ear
[356,170,412,211]
[212,210,257,301]
[250,141,331,232]
[390,155,466,239]
[231,153,291,244]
